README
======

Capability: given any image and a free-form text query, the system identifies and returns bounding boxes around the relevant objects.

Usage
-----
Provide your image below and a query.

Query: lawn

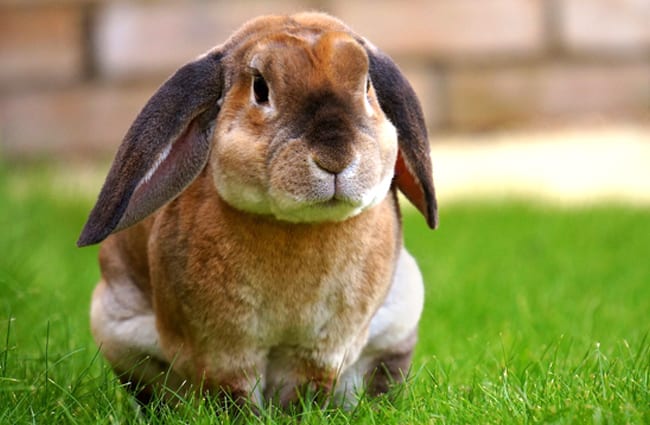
[1,164,649,424]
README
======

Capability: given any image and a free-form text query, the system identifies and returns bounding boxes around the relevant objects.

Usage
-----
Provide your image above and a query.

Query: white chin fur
[213,176,273,216]
[270,199,365,223]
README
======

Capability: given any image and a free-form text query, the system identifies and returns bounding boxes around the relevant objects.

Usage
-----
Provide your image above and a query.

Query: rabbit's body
[92,167,423,405]
[81,12,436,408]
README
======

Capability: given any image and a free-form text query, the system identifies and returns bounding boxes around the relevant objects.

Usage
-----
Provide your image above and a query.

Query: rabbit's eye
[253,75,269,105]
[366,77,371,93]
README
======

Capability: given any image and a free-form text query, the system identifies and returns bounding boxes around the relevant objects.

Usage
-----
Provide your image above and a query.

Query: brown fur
[147,166,399,392]
[81,12,437,408]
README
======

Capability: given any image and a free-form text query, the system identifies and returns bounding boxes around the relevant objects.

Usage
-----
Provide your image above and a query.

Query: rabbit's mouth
[266,164,394,224]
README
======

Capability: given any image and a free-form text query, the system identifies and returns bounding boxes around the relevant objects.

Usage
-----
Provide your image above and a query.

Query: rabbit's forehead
[244,31,368,82]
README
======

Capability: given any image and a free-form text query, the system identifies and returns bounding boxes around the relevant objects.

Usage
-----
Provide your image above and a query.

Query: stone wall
[1,0,648,159]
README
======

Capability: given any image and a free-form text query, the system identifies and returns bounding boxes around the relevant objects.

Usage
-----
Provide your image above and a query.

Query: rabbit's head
[78,13,437,246]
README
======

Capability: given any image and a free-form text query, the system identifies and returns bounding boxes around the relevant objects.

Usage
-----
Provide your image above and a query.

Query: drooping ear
[77,52,224,247]
[366,45,438,229]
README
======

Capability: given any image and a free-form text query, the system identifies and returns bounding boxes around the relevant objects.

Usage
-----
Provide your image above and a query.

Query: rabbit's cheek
[336,158,394,211]
[210,127,273,215]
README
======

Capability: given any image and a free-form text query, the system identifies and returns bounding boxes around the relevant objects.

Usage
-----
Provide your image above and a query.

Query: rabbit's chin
[268,196,379,224]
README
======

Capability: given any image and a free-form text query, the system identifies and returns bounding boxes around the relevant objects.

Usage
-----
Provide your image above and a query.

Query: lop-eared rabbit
[78,12,437,409]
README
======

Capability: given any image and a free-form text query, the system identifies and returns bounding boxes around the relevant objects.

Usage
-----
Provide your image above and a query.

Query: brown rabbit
[78,12,437,408]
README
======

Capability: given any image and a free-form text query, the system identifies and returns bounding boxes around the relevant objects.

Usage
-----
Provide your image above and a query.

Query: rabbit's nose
[312,152,354,175]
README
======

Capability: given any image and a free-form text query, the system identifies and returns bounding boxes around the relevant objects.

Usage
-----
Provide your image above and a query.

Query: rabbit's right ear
[77,52,224,247]
[365,45,438,229]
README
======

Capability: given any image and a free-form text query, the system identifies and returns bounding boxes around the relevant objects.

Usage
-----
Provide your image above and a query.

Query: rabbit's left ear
[77,52,224,247]
[366,46,438,229]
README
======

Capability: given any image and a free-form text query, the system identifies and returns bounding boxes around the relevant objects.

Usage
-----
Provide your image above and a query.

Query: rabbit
[78,12,437,409]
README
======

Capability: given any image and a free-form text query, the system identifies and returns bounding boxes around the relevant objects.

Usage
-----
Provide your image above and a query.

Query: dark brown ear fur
[77,52,224,247]
[367,48,438,229]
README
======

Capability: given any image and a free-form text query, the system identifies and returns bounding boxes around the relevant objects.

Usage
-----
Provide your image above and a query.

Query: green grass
[1,164,649,424]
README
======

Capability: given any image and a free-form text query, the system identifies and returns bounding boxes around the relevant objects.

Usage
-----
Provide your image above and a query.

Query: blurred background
[0,0,649,202]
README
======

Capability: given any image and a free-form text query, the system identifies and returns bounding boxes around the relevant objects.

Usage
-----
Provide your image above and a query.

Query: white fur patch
[136,143,172,190]
[214,176,274,216]
[91,280,164,363]
[364,90,375,117]
[367,248,423,351]
[269,198,365,225]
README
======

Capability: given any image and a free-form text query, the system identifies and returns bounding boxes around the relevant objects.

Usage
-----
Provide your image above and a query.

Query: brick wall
[0,0,648,159]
